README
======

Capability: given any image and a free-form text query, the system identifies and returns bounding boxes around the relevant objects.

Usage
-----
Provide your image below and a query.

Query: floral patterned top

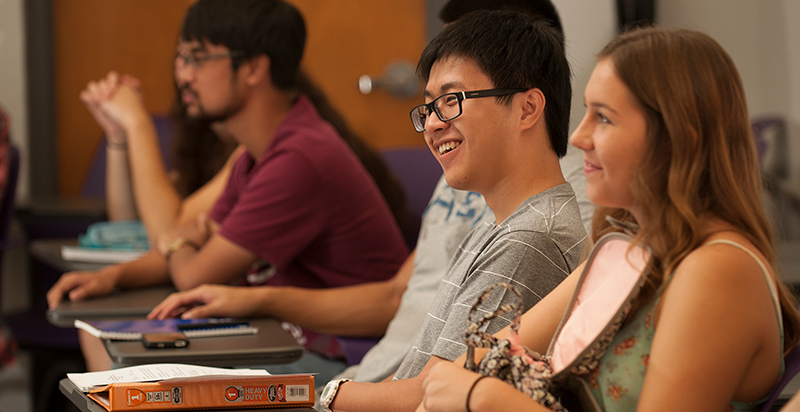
[586,240,784,412]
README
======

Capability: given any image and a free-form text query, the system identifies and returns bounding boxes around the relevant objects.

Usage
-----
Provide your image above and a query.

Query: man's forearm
[329,347,446,411]
[259,250,415,337]
[166,235,259,291]
[258,281,401,337]
[114,250,171,289]
[105,143,137,221]
[330,377,423,412]
[166,245,203,291]
[123,117,182,241]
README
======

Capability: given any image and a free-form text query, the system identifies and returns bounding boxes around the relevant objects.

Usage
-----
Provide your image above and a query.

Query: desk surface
[104,318,304,368]
[59,379,315,412]
[18,196,107,217]
[47,285,176,327]
[30,238,108,273]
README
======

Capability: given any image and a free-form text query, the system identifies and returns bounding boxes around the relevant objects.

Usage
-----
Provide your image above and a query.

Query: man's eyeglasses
[175,51,244,69]
[409,88,528,133]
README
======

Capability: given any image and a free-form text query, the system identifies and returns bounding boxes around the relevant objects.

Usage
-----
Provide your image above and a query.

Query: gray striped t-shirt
[393,183,587,380]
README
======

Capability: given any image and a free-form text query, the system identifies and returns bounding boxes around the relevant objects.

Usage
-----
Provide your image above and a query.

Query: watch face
[321,379,348,408]
[321,382,336,406]
[321,383,333,397]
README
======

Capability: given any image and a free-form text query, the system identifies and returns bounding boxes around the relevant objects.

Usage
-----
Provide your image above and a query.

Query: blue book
[74,318,257,340]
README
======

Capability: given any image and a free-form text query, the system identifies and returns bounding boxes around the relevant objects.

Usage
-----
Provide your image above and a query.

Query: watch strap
[320,378,351,411]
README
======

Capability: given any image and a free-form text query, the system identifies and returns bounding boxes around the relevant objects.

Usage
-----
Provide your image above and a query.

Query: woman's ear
[519,88,545,131]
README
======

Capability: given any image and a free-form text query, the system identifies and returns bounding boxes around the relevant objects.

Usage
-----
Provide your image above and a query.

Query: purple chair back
[381,146,442,248]
[760,344,800,412]
[752,116,786,177]
[335,148,441,364]
[81,115,175,198]
[0,146,19,253]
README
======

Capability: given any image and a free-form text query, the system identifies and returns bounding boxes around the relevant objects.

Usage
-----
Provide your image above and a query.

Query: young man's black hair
[439,0,564,38]
[180,0,305,90]
[417,10,572,157]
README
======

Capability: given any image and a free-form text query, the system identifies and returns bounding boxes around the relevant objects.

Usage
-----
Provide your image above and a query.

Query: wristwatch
[164,237,200,261]
[320,378,350,411]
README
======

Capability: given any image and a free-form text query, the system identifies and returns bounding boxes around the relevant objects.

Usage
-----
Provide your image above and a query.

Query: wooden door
[52,0,426,197]
[289,0,427,148]
[53,0,194,197]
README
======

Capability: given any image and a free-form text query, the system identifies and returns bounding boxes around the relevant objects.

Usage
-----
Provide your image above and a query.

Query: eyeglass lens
[175,52,239,69]
[175,53,199,68]
[412,93,461,132]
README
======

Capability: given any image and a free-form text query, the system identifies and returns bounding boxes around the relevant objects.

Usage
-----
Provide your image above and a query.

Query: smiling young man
[46,0,407,373]
[323,10,587,412]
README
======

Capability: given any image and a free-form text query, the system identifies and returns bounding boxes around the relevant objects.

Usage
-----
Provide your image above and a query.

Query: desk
[16,197,106,240]
[104,318,303,367]
[47,285,176,327]
[59,379,315,412]
[30,238,108,273]
[48,289,304,366]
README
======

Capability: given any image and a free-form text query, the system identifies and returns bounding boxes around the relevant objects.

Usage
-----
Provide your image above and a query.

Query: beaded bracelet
[466,375,490,412]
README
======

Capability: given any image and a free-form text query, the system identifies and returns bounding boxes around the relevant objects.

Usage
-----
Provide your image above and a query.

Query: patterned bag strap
[463,283,568,412]
[547,231,650,382]
[463,282,524,370]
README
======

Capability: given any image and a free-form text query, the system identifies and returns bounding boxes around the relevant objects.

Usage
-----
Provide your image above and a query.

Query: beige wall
[656,0,800,191]
[0,0,29,201]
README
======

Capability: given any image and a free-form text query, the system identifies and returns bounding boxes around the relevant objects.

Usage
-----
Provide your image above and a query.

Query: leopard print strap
[463,282,523,369]
[464,282,523,347]
[462,283,568,412]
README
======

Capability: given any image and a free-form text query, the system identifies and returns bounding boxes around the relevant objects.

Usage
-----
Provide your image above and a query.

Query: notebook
[74,318,258,340]
[61,245,147,264]
[103,318,303,367]
[66,363,272,393]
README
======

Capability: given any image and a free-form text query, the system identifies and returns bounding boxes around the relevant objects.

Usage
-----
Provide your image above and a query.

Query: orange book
[87,374,314,411]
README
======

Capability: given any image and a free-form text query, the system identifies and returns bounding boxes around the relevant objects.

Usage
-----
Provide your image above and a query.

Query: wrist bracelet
[106,139,128,150]
[164,238,200,261]
[466,375,489,412]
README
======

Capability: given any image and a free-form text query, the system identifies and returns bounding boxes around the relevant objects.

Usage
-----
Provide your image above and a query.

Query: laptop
[47,285,176,327]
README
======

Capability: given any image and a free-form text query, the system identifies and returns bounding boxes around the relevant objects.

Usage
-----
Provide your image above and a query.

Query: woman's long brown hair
[590,27,800,354]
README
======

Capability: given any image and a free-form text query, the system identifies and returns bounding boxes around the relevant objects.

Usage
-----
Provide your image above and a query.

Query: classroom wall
[558,0,618,134]
[789,1,800,189]
[3,0,800,203]
[657,0,800,190]
[560,0,800,199]
[0,0,29,201]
